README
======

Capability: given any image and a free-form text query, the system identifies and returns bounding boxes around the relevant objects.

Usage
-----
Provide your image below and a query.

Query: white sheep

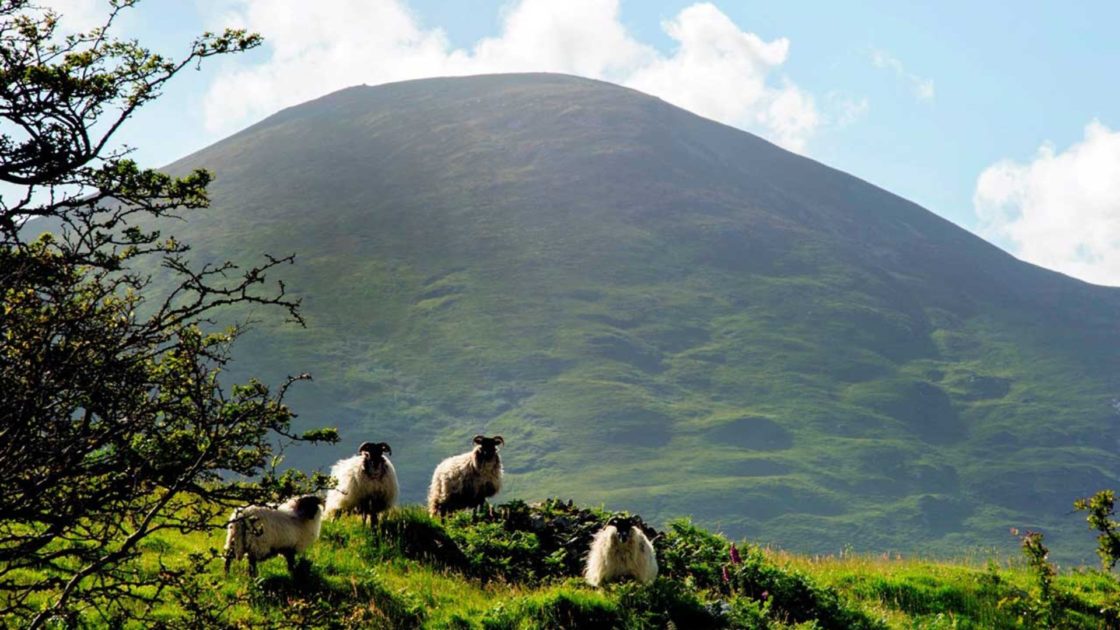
[223,494,323,577]
[324,441,398,526]
[584,516,658,587]
[427,435,504,518]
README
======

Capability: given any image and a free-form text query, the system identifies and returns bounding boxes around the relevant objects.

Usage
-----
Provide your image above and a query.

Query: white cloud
[870,48,934,102]
[974,120,1120,286]
[462,0,652,78]
[624,4,818,151]
[202,0,820,152]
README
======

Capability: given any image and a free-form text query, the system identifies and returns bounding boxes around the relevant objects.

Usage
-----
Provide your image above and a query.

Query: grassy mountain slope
[15,501,1119,628]
[159,73,1120,559]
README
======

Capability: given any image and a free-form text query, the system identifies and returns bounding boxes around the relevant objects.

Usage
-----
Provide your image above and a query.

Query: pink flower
[721,566,730,584]
[729,543,742,565]
[760,590,769,601]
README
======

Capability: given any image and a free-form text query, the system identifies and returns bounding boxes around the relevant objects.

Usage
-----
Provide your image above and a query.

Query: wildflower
[721,566,730,584]
[729,543,742,565]
[760,590,769,601]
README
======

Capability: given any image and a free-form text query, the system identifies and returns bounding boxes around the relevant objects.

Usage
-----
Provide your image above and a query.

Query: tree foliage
[0,1,336,625]
[1075,489,1120,573]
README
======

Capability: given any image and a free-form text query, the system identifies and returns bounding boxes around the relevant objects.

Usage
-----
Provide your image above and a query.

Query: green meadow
[15,500,1120,628]
[140,74,1120,561]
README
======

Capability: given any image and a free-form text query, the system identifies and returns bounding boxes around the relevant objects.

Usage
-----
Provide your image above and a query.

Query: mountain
[161,73,1120,558]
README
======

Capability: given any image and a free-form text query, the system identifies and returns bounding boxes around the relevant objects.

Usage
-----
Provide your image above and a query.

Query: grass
[138,72,1120,563]
[213,248,1120,563]
[15,500,1120,628]
[766,548,1120,628]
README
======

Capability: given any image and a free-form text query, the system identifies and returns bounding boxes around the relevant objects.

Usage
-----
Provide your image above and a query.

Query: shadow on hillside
[252,561,423,627]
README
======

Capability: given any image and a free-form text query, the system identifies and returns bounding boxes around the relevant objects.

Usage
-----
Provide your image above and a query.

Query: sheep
[427,435,504,518]
[584,515,658,587]
[223,494,323,577]
[324,441,398,526]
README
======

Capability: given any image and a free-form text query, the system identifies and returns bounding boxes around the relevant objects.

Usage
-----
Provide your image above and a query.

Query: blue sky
[49,0,1120,285]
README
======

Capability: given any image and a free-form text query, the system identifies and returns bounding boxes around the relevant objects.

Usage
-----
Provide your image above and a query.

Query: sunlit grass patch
[10,500,1120,628]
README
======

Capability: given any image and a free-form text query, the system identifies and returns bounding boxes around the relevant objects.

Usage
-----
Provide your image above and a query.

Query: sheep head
[358,441,392,476]
[607,515,638,543]
[472,435,503,461]
[292,495,324,520]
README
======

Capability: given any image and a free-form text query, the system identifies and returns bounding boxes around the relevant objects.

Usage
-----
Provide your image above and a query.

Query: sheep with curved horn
[324,441,398,527]
[584,515,658,587]
[427,435,504,518]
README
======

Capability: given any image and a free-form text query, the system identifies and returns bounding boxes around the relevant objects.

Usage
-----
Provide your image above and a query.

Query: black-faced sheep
[324,441,398,526]
[223,494,323,577]
[427,435,504,518]
[584,515,658,587]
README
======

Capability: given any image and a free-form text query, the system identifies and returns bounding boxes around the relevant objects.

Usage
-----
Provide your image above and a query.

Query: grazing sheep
[223,495,323,577]
[584,515,658,587]
[324,441,398,526]
[427,435,504,518]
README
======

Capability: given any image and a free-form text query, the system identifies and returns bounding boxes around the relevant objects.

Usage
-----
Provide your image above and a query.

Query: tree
[0,1,336,625]
[1074,490,1120,572]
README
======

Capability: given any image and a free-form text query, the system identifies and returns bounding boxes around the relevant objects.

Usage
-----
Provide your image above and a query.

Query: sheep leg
[282,549,297,575]
[248,557,258,578]
[224,555,232,576]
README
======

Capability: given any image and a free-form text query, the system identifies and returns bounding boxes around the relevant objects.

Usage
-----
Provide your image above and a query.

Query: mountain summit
[167,73,1120,556]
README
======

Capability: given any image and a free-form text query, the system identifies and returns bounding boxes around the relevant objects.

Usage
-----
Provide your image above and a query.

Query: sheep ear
[473,435,485,445]
[379,442,392,456]
[493,435,504,445]
[358,441,375,454]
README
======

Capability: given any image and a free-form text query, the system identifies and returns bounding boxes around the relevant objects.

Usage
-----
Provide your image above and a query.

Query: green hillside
[16,500,1120,628]
[157,73,1120,560]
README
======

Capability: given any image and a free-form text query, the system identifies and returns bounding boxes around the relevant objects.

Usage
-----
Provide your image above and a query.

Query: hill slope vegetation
[17,501,1120,628]
[159,73,1120,558]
